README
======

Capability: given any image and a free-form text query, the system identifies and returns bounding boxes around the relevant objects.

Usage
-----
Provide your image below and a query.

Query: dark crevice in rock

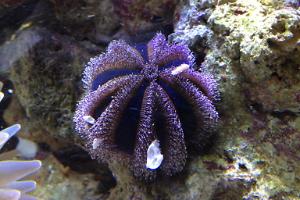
[0,0,39,44]
[53,145,117,193]
[211,179,255,200]
[271,110,298,119]
[53,145,110,174]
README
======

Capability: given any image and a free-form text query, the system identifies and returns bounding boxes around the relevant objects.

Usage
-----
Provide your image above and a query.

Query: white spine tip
[92,138,101,149]
[146,140,164,170]
[171,64,189,75]
[83,115,95,125]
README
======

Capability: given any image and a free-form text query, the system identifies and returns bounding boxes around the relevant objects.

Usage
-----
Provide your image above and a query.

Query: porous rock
[6,26,91,141]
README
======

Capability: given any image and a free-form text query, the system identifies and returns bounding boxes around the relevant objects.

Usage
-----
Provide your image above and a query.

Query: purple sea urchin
[74,33,219,180]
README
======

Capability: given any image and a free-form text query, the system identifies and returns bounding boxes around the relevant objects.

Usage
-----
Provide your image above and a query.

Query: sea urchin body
[74,33,219,180]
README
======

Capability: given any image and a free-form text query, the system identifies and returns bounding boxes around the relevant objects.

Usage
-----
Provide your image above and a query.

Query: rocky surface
[0,0,299,199]
[50,0,120,44]
[32,154,105,200]
[7,26,90,141]
[168,0,300,199]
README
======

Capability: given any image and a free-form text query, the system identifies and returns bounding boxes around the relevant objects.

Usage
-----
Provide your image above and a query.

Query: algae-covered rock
[32,154,105,200]
[50,0,120,43]
[5,26,92,141]
[165,0,300,199]
[210,3,300,112]
[112,0,178,34]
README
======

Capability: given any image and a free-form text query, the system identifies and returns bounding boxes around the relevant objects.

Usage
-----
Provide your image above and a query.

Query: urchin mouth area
[141,64,159,82]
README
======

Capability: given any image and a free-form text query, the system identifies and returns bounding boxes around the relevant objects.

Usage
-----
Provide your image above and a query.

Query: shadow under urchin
[73,33,219,181]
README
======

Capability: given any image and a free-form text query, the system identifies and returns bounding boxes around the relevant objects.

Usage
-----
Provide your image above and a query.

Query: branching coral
[0,82,41,200]
[74,33,219,180]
